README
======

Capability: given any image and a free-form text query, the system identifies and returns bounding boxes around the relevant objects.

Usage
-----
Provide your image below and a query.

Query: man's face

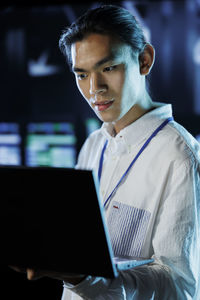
[71,33,144,126]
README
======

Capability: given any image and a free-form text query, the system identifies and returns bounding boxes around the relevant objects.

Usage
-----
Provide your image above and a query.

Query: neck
[113,95,155,135]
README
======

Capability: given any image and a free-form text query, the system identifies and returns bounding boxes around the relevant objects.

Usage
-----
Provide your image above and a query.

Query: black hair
[59,4,147,67]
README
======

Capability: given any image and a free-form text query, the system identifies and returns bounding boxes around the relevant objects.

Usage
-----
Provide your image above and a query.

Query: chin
[98,114,117,124]
[93,109,119,124]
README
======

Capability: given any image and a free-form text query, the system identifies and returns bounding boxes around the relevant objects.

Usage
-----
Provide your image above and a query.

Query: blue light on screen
[85,118,101,137]
[25,122,77,168]
[0,123,21,165]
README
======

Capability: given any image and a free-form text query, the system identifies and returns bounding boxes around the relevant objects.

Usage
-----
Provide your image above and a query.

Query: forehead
[71,33,131,68]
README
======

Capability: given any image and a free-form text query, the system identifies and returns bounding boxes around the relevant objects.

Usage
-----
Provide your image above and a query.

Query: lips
[94,99,114,112]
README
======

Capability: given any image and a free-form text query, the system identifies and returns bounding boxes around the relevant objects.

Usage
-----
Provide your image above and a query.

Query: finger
[27,269,34,280]
[27,268,43,281]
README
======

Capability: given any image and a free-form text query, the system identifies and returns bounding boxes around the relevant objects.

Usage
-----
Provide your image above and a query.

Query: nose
[89,73,107,96]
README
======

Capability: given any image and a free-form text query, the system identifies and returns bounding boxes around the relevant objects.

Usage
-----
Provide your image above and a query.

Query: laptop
[0,166,153,278]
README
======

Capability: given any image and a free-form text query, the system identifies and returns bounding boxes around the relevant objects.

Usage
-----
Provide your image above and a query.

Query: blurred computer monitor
[85,118,101,137]
[0,123,21,166]
[25,122,76,168]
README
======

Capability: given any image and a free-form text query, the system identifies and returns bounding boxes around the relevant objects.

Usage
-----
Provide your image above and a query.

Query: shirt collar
[100,103,173,154]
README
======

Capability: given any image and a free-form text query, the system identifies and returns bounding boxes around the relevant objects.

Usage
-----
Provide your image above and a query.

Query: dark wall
[0,1,200,136]
[0,1,200,299]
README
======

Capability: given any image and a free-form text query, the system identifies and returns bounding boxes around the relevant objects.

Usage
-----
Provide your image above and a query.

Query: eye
[77,73,88,80]
[103,65,117,72]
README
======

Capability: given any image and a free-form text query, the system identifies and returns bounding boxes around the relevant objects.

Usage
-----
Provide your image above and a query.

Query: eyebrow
[72,54,115,73]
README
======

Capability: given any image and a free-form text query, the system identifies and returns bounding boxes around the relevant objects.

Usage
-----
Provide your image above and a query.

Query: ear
[139,44,155,75]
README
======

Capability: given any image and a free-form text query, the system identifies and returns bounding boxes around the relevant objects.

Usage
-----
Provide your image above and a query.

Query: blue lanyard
[98,117,173,208]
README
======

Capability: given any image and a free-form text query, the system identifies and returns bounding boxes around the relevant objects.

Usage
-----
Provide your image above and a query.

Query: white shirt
[62,103,200,300]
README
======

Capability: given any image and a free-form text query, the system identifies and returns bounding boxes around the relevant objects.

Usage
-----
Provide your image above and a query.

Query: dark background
[0,0,200,299]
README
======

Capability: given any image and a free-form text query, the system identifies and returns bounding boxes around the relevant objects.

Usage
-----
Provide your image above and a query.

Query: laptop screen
[0,166,117,278]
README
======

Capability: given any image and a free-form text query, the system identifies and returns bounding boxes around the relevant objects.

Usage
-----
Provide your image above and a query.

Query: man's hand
[9,266,86,285]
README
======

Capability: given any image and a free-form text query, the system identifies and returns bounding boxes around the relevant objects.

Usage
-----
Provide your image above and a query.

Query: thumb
[27,268,43,280]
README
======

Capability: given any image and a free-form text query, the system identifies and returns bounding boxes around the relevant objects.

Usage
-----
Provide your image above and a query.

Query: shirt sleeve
[63,153,200,299]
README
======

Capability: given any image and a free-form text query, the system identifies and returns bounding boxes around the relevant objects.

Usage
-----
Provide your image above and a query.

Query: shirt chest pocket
[107,201,151,257]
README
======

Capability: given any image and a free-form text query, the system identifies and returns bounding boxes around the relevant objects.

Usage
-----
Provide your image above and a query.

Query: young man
[15,5,200,300]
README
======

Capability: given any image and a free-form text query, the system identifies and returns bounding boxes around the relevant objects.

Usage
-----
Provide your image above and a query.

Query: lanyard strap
[98,139,108,182]
[98,117,173,208]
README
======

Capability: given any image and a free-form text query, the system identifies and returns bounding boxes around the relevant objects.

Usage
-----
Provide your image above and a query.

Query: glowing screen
[85,118,101,137]
[0,123,21,165]
[26,122,76,168]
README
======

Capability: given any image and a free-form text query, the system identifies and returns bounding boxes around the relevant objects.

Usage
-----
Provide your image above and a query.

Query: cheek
[115,76,125,93]
[108,71,125,97]
[121,67,140,100]
[76,80,90,101]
